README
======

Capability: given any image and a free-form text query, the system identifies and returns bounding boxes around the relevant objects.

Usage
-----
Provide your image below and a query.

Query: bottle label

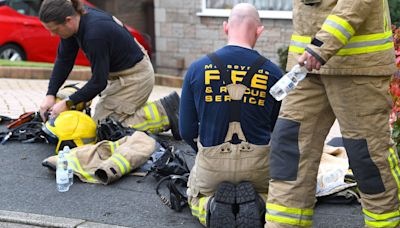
[56,171,69,184]
[279,75,294,89]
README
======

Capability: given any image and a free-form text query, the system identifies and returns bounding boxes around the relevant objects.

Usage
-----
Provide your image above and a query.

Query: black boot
[236,182,263,228]
[207,182,236,228]
[160,91,181,140]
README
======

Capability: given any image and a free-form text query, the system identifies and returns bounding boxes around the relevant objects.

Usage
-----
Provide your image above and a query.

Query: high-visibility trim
[288,35,312,54]
[130,116,169,132]
[150,102,161,120]
[189,197,208,225]
[388,148,400,201]
[65,153,97,183]
[108,141,120,154]
[322,22,349,44]
[266,203,313,227]
[337,31,394,55]
[327,15,355,36]
[321,15,355,45]
[322,15,354,45]
[110,154,131,175]
[337,42,394,55]
[363,208,400,228]
[288,31,394,55]
[130,102,169,133]
[143,102,153,121]
[383,0,391,32]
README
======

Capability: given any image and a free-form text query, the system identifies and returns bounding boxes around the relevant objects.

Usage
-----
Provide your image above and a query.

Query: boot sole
[209,182,236,228]
[236,182,262,228]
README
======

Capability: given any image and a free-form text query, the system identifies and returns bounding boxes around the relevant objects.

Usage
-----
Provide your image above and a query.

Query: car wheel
[0,44,26,61]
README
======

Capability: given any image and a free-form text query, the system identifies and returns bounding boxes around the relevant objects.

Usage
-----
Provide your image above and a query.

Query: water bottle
[270,64,308,101]
[62,146,74,186]
[56,149,70,192]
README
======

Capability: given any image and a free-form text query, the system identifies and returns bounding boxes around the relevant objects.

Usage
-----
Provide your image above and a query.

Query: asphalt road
[0,123,364,228]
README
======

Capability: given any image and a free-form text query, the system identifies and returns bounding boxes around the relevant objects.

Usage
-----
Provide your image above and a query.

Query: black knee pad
[343,138,385,194]
[270,118,300,181]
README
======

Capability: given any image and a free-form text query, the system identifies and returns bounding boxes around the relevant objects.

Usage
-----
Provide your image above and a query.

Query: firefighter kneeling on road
[265,0,400,227]
[179,3,282,227]
[38,0,180,140]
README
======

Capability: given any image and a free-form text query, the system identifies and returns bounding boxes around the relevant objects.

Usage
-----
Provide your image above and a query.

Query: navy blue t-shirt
[179,45,283,151]
[47,7,144,104]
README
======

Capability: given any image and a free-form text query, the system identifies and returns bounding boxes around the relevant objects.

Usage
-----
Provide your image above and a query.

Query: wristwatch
[65,97,76,110]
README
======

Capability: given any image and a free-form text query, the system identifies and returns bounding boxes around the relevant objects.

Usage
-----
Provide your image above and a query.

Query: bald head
[223,3,264,48]
[228,3,261,26]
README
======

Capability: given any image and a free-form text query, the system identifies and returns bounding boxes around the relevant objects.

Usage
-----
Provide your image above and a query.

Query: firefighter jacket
[44,131,156,184]
[288,0,397,76]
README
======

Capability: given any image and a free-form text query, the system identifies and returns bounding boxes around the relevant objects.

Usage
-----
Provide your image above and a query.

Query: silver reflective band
[325,19,352,41]
[290,40,308,49]
[364,214,400,222]
[113,155,129,173]
[344,36,393,49]
[267,209,313,221]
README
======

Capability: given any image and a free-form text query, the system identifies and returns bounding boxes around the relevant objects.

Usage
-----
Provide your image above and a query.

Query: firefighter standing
[266,0,400,227]
[38,0,180,139]
[180,3,282,227]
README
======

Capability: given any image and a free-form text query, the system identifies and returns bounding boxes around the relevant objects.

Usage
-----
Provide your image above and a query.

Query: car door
[5,0,60,62]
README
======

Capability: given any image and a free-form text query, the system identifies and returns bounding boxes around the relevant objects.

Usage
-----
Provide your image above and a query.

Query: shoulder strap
[242,55,267,87]
[207,53,232,85]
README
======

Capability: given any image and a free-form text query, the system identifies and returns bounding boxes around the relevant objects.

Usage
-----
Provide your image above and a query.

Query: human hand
[50,99,68,119]
[298,51,322,71]
[39,95,56,122]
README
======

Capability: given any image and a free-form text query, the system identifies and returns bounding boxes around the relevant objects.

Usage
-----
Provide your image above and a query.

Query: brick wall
[154,0,293,77]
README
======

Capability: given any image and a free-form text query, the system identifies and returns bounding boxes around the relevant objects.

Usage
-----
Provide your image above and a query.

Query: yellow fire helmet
[56,83,91,112]
[42,111,97,153]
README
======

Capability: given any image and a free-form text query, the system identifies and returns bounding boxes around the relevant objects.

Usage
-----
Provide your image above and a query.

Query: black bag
[96,117,136,141]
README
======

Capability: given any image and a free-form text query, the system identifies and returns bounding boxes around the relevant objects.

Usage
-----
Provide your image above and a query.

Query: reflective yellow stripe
[130,102,169,133]
[292,35,312,43]
[266,214,313,227]
[266,203,313,227]
[383,0,391,32]
[288,31,394,56]
[289,35,312,54]
[322,23,349,45]
[388,148,400,201]
[267,203,313,215]
[110,154,131,175]
[347,31,392,43]
[108,141,119,154]
[337,42,394,55]
[363,208,400,221]
[363,208,400,228]
[66,153,97,183]
[327,15,355,36]
[131,116,169,132]
[189,197,208,225]
[322,15,355,45]
[337,31,394,55]
[150,102,160,120]
[143,103,153,121]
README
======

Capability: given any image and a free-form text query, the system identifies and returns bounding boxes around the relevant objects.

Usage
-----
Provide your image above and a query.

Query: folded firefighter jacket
[43,131,156,184]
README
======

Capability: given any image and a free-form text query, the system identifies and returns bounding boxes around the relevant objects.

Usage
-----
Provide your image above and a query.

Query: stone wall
[154,0,293,77]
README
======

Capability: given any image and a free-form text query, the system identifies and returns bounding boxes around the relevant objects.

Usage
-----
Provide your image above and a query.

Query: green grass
[0,60,89,69]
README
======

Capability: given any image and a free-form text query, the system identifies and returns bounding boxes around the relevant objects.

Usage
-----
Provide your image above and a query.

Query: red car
[0,0,152,66]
